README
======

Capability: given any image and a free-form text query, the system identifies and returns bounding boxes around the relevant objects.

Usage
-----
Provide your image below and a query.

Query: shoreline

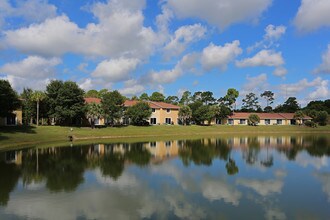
[1,125,329,150]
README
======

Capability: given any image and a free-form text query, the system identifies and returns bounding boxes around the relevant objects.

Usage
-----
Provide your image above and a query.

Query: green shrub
[304,120,317,128]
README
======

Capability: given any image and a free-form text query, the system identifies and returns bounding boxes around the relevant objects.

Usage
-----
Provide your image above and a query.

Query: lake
[0,135,330,219]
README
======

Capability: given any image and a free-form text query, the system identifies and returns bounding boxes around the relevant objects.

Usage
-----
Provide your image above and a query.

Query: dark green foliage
[46,80,85,125]
[248,114,260,126]
[217,104,232,120]
[126,102,152,125]
[101,90,125,125]
[315,111,328,126]
[179,91,192,105]
[304,100,330,114]
[165,95,179,105]
[178,105,192,125]
[139,92,149,101]
[20,88,35,125]
[0,80,20,117]
[84,90,99,98]
[149,92,165,102]
[260,90,274,110]
[242,92,260,112]
[125,143,151,167]
[274,97,300,113]
[220,88,239,109]
[304,121,317,128]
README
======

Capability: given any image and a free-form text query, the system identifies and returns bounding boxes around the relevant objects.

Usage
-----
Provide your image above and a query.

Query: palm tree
[86,103,104,128]
[31,91,46,126]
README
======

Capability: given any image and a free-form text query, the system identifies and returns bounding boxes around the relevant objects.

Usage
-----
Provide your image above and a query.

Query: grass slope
[0,125,329,149]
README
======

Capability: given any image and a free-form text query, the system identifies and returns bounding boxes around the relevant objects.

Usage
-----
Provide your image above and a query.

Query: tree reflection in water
[0,135,329,207]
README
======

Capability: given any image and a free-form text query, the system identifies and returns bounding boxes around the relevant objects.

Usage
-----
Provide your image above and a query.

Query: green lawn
[0,125,329,150]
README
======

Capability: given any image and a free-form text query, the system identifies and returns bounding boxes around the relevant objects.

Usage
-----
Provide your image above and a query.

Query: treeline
[0,79,329,126]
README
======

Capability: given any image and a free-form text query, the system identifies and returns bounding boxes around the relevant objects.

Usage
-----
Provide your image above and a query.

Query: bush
[316,111,328,126]
[248,114,260,126]
[304,120,317,128]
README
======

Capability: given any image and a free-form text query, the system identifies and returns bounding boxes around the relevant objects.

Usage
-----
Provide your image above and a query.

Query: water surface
[0,135,330,219]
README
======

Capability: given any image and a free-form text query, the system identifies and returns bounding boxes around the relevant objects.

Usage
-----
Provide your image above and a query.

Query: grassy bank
[0,125,329,150]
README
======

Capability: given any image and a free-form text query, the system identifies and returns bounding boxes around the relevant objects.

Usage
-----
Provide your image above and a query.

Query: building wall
[0,109,22,126]
[149,108,179,125]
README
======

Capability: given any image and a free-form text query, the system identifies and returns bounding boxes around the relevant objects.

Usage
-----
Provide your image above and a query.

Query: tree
[31,91,47,126]
[165,96,179,105]
[98,89,108,99]
[86,103,104,128]
[126,102,152,125]
[260,90,274,111]
[242,92,260,112]
[248,114,260,126]
[84,90,99,98]
[293,110,305,125]
[315,111,328,126]
[275,97,300,113]
[139,93,149,101]
[193,105,214,125]
[20,88,35,125]
[226,158,239,175]
[101,90,125,126]
[46,80,85,125]
[216,104,232,121]
[149,92,165,102]
[178,105,192,125]
[201,91,216,105]
[222,88,239,109]
[0,80,20,117]
[179,91,192,105]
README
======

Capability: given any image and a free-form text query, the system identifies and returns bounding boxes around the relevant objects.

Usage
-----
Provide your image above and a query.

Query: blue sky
[0,0,329,108]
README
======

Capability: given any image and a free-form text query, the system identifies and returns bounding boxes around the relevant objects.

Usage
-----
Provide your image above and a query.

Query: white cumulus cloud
[166,0,272,30]
[236,50,284,67]
[92,58,140,82]
[314,44,330,74]
[164,23,206,59]
[0,0,57,29]
[0,56,61,78]
[201,40,243,71]
[3,0,158,59]
[294,0,330,32]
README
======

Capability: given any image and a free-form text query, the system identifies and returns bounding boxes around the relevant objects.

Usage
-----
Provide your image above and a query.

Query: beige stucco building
[0,109,23,126]
[124,100,180,125]
[212,112,312,126]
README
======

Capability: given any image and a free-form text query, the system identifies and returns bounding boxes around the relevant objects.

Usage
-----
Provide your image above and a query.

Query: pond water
[0,135,330,219]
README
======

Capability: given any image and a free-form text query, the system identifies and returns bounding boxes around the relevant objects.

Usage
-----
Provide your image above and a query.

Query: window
[94,118,100,125]
[6,114,16,125]
[165,141,171,147]
[216,119,222,124]
[265,119,271,125]
[240,119,246,124]
[150,118,157,125]
[166,109,171,113]
[277,119,282,125]
[165,118,172,124]
[152,108,156,113]
[150,142,156,147]
[228,119,234,125]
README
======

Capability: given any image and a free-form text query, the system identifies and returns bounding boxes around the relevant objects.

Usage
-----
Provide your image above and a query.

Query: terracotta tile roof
[84,97,101,104]
[278,113,312,120]
[124,100,180,109]
[228,112,312,120]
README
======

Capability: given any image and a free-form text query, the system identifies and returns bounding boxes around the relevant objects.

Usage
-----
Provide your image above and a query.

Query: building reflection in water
[0,135,329,207]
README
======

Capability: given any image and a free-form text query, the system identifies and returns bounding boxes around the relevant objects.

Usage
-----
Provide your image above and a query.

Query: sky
[0,0,329,108]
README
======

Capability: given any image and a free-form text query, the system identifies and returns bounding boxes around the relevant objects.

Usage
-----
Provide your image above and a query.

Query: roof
[124,100,180,109]
[84,97,101,104]
[228,112,312,120]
